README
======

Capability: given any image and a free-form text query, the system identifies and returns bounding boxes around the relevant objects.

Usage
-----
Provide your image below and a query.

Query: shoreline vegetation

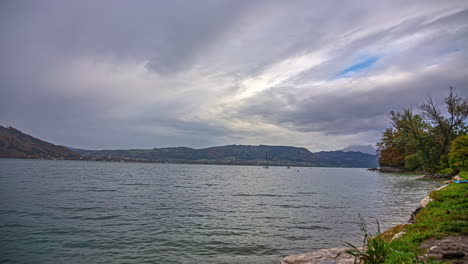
[280,171,468,264]
[376,88,467,177]
[281,88,467,263]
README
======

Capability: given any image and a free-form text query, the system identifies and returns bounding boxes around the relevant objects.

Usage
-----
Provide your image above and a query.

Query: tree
[419,87,468,164]
[377,87,467,172]
[377,128,405,167]
[404,154,421,171]
[449,135,468,171]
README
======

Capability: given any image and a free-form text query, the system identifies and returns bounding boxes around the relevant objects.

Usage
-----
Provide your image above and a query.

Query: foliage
[383,170,468,263]
[377,88,468,172]
[404,154,421,171]
[438,167,455,176]
[449,135,468,171]
[342,216,391,264]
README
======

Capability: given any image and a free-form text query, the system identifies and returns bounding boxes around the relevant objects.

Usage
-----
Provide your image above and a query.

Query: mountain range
[339,145,376,155]
[0,125,378,168]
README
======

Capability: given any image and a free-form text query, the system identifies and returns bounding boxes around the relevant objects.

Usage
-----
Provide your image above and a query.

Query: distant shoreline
[0,157,373,168]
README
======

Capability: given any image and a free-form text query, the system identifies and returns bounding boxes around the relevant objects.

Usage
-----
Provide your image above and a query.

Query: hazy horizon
[1,1,467,151]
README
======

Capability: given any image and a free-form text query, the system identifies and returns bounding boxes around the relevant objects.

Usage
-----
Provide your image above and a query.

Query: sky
[1,0,467,151]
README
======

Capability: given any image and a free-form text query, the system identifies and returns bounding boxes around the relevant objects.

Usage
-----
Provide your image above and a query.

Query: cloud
[0,0,467,151]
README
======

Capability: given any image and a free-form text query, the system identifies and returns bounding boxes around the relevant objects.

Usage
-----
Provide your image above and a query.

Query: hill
[0,126,80,159]
[0,126,378,168]
[75,145,378,168]
[74,145,324,166]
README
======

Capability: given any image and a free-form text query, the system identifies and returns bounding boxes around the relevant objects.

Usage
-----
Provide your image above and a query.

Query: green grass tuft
[382,170,468,263]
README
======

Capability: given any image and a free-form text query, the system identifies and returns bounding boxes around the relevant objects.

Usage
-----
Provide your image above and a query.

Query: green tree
[449,135,468,171]
[377,87,467,172]
[404,154,421,171]
[419,87,468,165]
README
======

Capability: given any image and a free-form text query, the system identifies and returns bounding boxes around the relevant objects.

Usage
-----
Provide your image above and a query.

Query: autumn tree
[377,87,467,172]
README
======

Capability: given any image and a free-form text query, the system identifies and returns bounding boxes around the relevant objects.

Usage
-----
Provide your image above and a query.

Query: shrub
[449,135,468,171]
[438,167,455,176]
[340,216,390,264]
[404,154,421,171]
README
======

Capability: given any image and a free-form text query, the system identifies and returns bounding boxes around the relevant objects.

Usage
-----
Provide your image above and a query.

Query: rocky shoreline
[278,175,463,264]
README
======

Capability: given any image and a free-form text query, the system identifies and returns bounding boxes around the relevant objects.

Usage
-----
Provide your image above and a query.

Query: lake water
[0,159,439,264]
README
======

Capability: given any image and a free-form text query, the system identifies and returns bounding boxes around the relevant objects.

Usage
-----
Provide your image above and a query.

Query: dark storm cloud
[0,0,257,76]
[0,0,467,150]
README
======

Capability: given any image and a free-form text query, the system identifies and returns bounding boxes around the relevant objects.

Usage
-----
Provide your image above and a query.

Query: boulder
[279,247,356,264]
[420,196,433,208]
[391,230,406,241]
[420,236,468,263]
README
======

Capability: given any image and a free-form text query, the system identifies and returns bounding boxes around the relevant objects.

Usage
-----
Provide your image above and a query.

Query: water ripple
[0,159,440,264]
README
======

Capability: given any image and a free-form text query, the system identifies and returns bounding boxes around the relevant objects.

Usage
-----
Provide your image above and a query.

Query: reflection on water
[0,159,439,264]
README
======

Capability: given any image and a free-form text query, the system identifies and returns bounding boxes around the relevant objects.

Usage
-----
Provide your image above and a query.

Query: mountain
[339,145,376,155]
[74,145,378,168]
[313,151,378,168]
[0,126,80,159]
[74,145,325,166]
[0,126,378,168]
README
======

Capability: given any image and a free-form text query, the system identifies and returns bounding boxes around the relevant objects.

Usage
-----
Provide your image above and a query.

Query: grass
[343,171,467,263]
[341,217,391,264]
[382,170,468,263]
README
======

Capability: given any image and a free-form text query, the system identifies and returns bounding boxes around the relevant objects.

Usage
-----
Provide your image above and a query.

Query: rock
[454,175,462,181]
[391,230,406,241]
[379,166,406,173]
[279,247,356,264]
[430,246,439,251]
[420,196,433,208]
[409,206,422,223]
[411,185,448,222]
[420,235,468,263]
[422,173,452,180]
[442,252,466,259]
[435,184,449,191]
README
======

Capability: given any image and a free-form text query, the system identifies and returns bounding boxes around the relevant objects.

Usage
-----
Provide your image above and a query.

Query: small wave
[119,183,151,186]
[292,225,332,230]
[296,191,318,195]
[272,204,316,209]
[233,193,285,197]
[0,209,25,215]
[82,215,120,220]
[87,189,117,192]
[0,223,28,228]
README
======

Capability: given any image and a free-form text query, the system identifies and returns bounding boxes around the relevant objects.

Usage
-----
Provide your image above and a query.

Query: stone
[391,230,406,241]
[435,184,449,191]
[420,196,433,208]
[279,247,356,264]
[409,206,422,223]
[420,235,468,263]
[422,173,452,180]
[442,252,466,259]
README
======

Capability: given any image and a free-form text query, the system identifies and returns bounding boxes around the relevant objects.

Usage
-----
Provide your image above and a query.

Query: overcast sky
[1,0,467,151]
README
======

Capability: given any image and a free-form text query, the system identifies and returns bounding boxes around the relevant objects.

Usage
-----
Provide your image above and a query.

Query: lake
[0,159,439,263]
